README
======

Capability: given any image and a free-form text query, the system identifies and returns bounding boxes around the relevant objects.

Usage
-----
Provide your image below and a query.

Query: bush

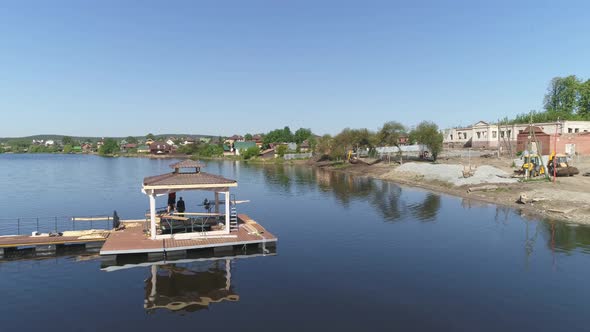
[99,138,119,155]
[276,145,287,157]
[241,146,260,160]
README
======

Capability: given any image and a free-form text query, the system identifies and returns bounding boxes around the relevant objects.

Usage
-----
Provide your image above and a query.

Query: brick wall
[553,133,590,155]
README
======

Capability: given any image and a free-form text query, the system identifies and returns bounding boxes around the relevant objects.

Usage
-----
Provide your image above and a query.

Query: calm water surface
[1,154,590,331]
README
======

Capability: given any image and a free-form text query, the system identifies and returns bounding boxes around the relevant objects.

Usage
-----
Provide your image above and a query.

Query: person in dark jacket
[176,197,186,216]
[167,192,176,213]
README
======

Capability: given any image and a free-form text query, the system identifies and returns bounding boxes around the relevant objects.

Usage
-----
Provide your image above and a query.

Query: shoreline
[4,152,588,225]
[321,162,590,225]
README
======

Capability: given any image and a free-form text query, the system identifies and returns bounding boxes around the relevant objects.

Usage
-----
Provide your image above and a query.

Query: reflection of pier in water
[145,259,238,312]
[102,252,274,313]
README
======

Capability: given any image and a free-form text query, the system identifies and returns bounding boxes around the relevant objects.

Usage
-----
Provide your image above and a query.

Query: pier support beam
[36,244,56,253]
[100,255,117,266]
[214,245,234,255]
[147,252,165,261]
[165,250,186,260]
[0,248,4,259]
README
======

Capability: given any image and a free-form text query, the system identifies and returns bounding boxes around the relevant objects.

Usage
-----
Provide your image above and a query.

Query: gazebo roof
[143,171,237,191]
[169,160,203,169]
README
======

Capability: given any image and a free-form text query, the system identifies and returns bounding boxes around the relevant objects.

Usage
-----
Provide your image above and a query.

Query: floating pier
[0,161,278,262]
[100,214,276,260]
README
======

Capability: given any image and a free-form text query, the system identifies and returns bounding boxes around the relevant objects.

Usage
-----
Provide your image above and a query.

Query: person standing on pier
[167,192,176,213]
[177,197,185,216]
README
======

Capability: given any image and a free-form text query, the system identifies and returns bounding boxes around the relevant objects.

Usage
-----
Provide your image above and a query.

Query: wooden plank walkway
[0,232,109,248]
[100,214,276,255]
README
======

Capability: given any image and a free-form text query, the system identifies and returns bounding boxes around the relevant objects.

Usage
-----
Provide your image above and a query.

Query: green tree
[263,126,294,145]
[294,128,312,144]
[315,134,333,156]
[411,121,443,162]
[126,136,138,144]
[377,121,406,147]
[62,136,75,146]
[241,146,260,160]
[276,145,288,157]
[194,144,223,158]
[63,144,73,153]
[146,133,155,140]
[244,133,253,141]
[578,79,590,118]
[99,138,119,155]
[543,75,581,115]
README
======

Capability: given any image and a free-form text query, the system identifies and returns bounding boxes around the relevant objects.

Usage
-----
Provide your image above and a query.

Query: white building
[444,120,590,149]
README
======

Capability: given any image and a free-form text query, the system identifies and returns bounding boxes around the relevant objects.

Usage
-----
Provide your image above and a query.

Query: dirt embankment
[320,155,590,225]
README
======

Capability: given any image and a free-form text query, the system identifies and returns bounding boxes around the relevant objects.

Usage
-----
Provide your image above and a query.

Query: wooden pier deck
[0,231,109,258]
[100,214,276,256]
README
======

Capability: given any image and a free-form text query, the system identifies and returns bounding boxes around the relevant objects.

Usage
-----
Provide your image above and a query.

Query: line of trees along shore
[316,121,443,161]
[2,74,588,159]
[510,75,590,123]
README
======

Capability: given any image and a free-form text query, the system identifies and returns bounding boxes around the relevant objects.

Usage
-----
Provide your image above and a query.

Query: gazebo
[142,160,238,240]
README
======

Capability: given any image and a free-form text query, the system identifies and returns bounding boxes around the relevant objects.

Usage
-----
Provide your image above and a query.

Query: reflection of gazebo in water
[145,259,238,312]
[142,160,238,240]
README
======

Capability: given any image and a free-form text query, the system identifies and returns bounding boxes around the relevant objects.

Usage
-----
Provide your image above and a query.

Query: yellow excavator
[547,152,579,177]
[521,153,546,178]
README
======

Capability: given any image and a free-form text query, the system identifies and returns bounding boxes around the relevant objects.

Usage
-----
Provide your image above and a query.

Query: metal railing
[0,213,117,236]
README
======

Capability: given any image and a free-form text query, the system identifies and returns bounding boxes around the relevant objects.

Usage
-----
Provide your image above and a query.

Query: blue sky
[1,0,590,137]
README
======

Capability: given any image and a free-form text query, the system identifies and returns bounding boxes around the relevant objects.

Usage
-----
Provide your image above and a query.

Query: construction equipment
[547,152,579,177]
[521,153,546,178]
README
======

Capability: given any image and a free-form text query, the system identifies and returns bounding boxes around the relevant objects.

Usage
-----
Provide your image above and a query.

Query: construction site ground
[321,154,590,225]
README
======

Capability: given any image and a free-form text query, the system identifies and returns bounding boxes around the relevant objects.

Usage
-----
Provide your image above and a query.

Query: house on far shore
[299,140,311,152]
[259,148,276,159]
[121,143,137,153]
[222,144,233,156]
[225,135,244,146]
[81,143,93,153]
[398,135,410,145]
[72,146,82,153]
[137,145,150,153]
[182,137,196,145]
[150,142,171,154]
[45,140,55,147]
[233,141,257,156]
[252,134,264,148]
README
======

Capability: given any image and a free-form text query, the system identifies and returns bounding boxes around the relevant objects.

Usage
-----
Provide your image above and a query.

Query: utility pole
[553,118,559,184]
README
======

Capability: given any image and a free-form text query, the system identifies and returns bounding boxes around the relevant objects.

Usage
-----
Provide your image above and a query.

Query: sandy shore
[320,155,590,225]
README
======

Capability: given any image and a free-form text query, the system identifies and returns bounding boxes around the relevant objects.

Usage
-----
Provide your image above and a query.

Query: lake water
[1,154,590,331]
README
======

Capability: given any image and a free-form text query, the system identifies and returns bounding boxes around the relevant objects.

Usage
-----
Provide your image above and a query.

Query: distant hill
[0,134,218,144]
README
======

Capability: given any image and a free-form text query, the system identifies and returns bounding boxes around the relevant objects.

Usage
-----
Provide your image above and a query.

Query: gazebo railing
[147,211,227,237]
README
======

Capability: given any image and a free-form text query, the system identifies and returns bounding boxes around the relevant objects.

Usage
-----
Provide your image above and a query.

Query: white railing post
[150,192,157,240]
[225,191,230,234]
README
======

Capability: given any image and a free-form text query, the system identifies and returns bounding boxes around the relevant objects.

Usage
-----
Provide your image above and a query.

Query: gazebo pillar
[149,192,157,240]
[224,191,230,234]
[214,192,220,213]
